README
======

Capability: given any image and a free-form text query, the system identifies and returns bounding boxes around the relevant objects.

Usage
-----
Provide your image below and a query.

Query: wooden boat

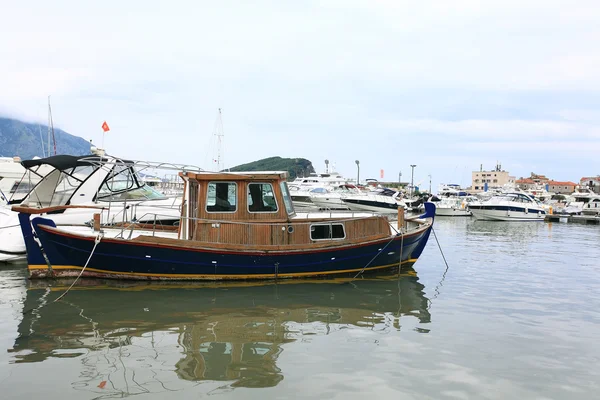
[14,171,435,280]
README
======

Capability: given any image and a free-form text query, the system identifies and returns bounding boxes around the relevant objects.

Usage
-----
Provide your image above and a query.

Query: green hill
[0,117,91,159]
[229,156,315,180]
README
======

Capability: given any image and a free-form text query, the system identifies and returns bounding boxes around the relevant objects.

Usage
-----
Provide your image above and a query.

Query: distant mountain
[0,117,91,159]
[229,156,315,180]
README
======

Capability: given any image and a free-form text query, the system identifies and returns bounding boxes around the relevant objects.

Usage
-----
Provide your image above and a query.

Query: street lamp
[410,164,417,196]
[355,160,360,185]
[428,174,432,194]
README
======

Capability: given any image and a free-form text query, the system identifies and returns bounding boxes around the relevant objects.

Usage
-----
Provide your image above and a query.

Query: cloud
[1,0,599,190]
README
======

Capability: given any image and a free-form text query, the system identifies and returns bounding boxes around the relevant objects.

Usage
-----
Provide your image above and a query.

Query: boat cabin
[178,171,392,248]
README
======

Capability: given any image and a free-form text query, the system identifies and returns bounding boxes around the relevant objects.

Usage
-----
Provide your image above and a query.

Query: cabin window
[248,183,278,212]
[280,182,295,215]
[310,223,345,240]
[206,182,237,212]
[10,181,35,195]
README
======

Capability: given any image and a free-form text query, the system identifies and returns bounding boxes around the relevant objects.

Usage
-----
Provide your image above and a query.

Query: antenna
[214,108,225,171]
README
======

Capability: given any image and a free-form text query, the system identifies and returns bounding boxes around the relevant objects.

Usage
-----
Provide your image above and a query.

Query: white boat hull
[582,202,600,215]
[435,207,472,217]
[310,196,350,210]
[0,198,181,262]
[343,202,401,214]
[470,208,546,221]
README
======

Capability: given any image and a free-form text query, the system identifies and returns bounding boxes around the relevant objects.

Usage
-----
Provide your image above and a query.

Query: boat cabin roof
[182,171,288,182]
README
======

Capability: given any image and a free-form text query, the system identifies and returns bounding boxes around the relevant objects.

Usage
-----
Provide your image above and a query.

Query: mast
[47,96,57,155]
[214,108,225,171]
[38,123,46,158]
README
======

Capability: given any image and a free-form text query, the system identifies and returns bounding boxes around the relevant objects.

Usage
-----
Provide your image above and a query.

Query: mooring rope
[353,234,398,279]
[54,233,103,303]
[431,227,449,269]
[425,226,451,311]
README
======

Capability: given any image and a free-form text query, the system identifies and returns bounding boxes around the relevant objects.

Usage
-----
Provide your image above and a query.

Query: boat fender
[525,208,528,214]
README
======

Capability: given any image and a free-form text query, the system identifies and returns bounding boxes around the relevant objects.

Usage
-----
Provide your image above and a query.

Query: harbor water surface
[1,218,599,399]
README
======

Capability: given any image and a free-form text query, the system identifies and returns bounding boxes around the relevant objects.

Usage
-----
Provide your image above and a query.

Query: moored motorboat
[342,188,407,214]
[15,171,435,280]
[560,188,600,215]
[469,191,547,221]
[0,152,200,262]
[433,196,474,217]
[309,184,358,210]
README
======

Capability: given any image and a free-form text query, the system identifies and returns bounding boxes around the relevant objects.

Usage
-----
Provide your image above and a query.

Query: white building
[471,163,515,192]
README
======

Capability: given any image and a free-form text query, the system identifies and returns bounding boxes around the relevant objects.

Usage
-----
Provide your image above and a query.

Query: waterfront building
[515,173,551,190]
[516,173,577,195]
[579,176,600,193]
[547,180,578,194]
[471,163,515,192]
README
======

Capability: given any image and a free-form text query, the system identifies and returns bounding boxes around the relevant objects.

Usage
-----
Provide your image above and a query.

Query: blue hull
[18,205,435,280]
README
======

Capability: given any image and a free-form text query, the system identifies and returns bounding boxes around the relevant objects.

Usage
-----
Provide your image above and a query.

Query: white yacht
[341,187,407,214]
[0,150,201,262]
[288,169,351,210]
[433,195,474,217]
[308,184,359,210]
[561,188,600,215]
[469,192,547,221]
[437,183,468,197]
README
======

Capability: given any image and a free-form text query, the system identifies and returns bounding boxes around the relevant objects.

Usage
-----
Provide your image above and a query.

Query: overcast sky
[1,0,599,190]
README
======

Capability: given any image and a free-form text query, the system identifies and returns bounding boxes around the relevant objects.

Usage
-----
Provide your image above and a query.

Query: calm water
[1,218,599,399]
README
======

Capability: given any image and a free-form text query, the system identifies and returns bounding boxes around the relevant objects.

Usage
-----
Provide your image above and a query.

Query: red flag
[380,169,384,179]
[101,121,110,132]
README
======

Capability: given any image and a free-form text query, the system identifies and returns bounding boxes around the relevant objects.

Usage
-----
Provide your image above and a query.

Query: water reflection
[9,269,429,394]
[466,219,547,239]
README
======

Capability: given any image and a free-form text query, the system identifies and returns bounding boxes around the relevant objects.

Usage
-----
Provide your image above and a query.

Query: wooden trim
[27,259,419,279]
[177,178,188,238]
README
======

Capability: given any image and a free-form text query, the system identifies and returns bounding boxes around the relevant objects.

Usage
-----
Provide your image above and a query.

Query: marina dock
[545,214,600,224]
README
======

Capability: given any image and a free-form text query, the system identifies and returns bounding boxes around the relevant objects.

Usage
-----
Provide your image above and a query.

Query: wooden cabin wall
[193,216,389,247]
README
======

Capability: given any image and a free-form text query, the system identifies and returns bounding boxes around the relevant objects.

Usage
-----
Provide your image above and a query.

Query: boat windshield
[97,165,166,201]
[280,181,295,215]
[492,193,534,203]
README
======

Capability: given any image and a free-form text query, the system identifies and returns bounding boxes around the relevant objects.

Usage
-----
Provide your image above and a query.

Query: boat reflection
[10,269,430,392]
